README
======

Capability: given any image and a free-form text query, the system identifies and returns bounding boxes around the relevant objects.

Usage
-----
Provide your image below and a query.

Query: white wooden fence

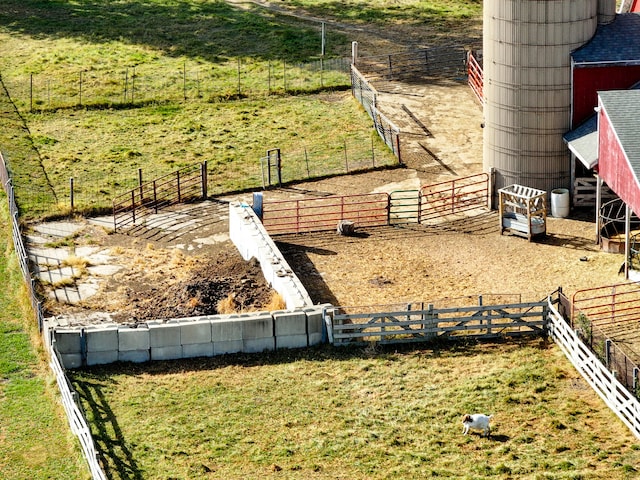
[49,339,107,479]
[547,298,640,439]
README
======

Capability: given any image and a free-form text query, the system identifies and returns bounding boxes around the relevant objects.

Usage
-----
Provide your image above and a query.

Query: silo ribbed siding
[483,0,598,195]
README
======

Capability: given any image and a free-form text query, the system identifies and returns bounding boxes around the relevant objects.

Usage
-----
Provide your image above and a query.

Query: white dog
[462,413,493,437]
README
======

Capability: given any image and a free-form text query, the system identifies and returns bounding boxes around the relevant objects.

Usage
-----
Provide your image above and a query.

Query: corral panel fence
[419,173,490,224]
[1,152,107,478]
[324,295,548,345]
[259,173,490,235]
[113,162,207,232]
[570,283,640,396]
[350,65,401,161]
[260,193,389,234]
[467,50,483,104]
[548,295,640,439]
[353,46,467,81]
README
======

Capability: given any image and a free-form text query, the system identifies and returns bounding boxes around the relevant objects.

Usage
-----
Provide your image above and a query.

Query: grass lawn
[70,339,640,480]
[0,196,90,479]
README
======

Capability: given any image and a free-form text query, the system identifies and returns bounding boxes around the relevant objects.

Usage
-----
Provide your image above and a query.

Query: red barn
[596,90,640,217]
[571,14,640,128]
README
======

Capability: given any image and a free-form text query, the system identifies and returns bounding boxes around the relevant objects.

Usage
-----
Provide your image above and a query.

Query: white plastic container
[551,188,570,218]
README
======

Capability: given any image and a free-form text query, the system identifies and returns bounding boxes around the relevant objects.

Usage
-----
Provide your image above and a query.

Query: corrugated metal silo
[483,0,599,199]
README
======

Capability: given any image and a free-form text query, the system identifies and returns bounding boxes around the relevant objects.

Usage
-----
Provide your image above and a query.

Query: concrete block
[241,314,273,340]
[118,350,150,363]
[53,328,83,354]
[211,318,243,342]
[273,311,307,336]
[86,350,118,366]
[85,325,119,352]
[305,306,326,346]
[148,322,181,348]
[213,339,243,355]
[276,334,308,349]
[183,342,214,358]
[151,345,183,361]
[243,337,275,353]
[180,319,212,345]
[118,326,150,351]
[60,353,83,369]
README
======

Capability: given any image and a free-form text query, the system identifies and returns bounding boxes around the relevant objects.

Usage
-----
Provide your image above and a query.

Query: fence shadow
[71,375,144,480]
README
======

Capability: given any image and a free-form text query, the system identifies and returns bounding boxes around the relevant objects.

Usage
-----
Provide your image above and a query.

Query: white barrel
[551,188,570,218]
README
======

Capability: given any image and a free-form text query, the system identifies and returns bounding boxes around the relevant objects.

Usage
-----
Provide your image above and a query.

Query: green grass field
[0,197,90,479]
[3,1,639,479]
[69,339,640,480]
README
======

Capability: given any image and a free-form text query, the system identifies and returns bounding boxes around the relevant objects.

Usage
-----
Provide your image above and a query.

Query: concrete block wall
[49,305,330,369]
[229,202,313,310]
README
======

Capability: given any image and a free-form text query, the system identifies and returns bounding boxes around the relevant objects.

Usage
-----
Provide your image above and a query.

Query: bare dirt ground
[34,2,627,326]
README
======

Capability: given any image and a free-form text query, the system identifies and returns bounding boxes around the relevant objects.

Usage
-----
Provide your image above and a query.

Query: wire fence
[4,57,351,112]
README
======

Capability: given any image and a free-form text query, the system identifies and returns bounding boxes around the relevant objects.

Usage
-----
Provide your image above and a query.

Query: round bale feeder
[498,184,547,241]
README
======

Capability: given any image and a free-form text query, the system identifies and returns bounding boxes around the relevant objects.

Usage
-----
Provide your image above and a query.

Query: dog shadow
[488,434,510,442]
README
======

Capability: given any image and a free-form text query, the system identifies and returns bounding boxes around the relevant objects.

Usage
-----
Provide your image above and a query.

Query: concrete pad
[87,216,115,232]
[49,280,100,304]
[144,212,198,231]
[29,247,71,263]
[87,264,123,276]
[36,266,77,283]
[194,233,230,245]
[32,221,84,238]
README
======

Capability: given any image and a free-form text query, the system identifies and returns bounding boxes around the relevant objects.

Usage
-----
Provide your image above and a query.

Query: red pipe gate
[259,173,490,235]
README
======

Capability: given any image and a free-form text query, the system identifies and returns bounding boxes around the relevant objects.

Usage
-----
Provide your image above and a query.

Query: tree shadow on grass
[0,0,345,63]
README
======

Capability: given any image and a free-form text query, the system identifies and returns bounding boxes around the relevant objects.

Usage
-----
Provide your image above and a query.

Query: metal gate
[419,173,489,224]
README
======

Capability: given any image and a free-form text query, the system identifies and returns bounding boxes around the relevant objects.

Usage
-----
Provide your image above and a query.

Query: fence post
[304,147,310,178]
[30,73,33,113]
[201,161,208,199]
[343,139,348,172]
[634,367,639,394]
[177,170,181,202]
[79,71,83,107]
[153,180,157,213]
[237,58,241,96]
[70,177,74,212]
[131,190,136,224]
[605,339,612,369]
[138,168,143,203]
[183,61,187,101]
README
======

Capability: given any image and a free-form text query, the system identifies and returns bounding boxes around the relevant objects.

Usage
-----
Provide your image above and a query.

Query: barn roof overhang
[563,116,598,169]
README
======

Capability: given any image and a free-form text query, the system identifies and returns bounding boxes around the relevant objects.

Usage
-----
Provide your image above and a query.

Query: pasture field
[0,196,90,480]
[69,339,640,480]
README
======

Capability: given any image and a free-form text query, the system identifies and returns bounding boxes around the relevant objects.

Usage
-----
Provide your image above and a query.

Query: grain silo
[483,0,607,201]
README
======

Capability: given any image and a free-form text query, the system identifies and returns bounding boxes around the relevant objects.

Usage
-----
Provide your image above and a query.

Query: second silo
[483,0,598,199]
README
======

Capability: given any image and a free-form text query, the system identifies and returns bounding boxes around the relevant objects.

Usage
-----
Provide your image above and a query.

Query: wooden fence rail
[324,300,548,345]
[548,298,640,439]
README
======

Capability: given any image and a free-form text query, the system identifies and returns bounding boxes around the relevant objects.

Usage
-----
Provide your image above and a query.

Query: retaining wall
[229,201,313,310]
[48,306,328,369]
